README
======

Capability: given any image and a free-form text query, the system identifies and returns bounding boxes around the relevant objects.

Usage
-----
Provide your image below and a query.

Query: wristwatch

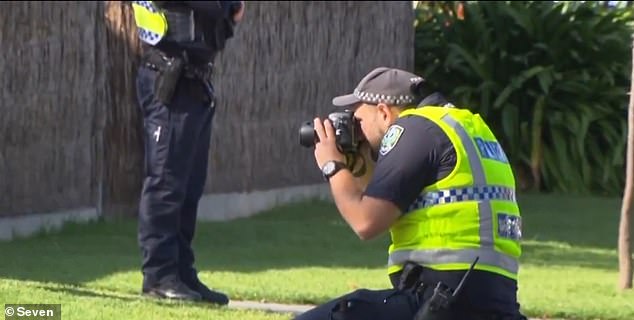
[321,160,347,181]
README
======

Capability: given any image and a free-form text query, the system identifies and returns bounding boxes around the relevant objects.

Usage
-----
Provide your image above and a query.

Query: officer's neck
[417,92,451,108]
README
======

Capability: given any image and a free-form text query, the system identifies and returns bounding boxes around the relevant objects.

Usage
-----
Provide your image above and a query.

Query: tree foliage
[415,1,634,196]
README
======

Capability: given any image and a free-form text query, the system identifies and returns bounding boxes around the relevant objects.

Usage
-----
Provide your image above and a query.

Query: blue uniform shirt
[154,1,241,63]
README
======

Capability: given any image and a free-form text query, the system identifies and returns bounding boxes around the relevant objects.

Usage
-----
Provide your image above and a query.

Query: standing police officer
[296,67,528,320]
[131,0,244,304]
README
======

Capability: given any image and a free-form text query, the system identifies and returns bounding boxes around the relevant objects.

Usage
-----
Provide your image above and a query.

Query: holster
[142,48,214,105]
[142,49,184,105]
[398,261,425,292]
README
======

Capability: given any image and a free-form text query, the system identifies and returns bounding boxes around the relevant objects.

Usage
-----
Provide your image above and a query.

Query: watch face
[323,161,336,175]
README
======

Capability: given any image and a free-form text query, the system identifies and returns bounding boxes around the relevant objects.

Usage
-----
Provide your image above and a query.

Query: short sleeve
[364,115,456,214]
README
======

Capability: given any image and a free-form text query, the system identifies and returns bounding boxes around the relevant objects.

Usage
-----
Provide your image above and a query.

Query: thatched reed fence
[0,1,414,220]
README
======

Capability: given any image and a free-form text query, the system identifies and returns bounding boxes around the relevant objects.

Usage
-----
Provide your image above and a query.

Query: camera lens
[299,121,318,148]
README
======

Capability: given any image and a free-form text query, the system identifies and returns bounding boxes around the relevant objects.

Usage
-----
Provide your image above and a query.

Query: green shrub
[414,1,634,196]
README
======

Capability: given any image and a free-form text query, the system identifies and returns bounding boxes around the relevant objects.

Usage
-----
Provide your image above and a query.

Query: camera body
[299,109,362,154]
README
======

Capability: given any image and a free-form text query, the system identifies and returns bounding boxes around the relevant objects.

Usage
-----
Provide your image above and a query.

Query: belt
[142,48,214,81]
[183,64,213,80]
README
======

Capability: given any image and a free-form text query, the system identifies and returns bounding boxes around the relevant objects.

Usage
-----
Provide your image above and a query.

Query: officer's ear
[376,103,391,121]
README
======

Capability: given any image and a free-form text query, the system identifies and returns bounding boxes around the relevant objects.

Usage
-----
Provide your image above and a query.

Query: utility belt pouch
[164,10,195,43]
[413,282,454,320]
[413,257,480,320]
[398,261,424,291]
[154,55,184,105]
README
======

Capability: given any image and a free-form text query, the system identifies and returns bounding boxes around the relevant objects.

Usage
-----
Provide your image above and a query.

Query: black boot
[142,277,202,302]
[182,273,229,305]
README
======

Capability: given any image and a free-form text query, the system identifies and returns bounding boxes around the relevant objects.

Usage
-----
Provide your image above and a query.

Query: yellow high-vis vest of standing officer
[131,1,168,46]
[387,105,522,281]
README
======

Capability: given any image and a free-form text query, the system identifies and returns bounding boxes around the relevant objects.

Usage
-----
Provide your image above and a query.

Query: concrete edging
[229,300,313,315]
[196,183,332,221]
[0,208,99,241]
[0,183,332,241]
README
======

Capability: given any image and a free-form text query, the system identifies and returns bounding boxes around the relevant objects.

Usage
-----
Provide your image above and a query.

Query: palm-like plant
[415,1,634,195]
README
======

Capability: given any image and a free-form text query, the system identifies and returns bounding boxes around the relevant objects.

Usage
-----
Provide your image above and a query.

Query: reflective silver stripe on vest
[388,248,519,275]
[442,114,496,248]
[390,114,518,274]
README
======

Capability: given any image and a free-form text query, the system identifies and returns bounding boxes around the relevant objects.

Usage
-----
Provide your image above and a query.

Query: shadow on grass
[517,193,621,270]
[520,241,618,270]
[517,192,622,249]
[36,284,139,302]
[32,282,232,312]
[0,194,622,288]
[0,200,387,287]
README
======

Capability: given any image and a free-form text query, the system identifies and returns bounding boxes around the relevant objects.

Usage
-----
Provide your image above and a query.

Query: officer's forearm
[329,168,401,240]
[328,169,367,237]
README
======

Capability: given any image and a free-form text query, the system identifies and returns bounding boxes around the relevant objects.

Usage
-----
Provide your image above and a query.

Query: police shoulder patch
[379,125,405,156]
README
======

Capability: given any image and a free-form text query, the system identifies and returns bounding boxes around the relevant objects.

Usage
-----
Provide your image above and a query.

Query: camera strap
[345,153,367,177]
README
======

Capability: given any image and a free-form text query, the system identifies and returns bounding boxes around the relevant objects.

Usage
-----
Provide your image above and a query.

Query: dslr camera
[298,110,363,155]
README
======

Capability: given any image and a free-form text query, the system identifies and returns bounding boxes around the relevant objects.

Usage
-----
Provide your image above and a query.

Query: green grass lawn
[0,193,632,320]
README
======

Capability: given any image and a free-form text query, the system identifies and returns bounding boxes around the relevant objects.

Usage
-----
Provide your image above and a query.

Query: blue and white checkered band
[353,89,415,106]
[138,28,161,45]
[408,185,516,212]
[134,1,158,13]
[133,1,163,45]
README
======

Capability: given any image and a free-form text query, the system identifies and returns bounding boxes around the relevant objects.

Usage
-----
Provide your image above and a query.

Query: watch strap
[323,160,347,181]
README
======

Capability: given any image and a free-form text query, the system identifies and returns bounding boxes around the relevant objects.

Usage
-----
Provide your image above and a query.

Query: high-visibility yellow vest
[131,1,168,46]
[387,105,522,281]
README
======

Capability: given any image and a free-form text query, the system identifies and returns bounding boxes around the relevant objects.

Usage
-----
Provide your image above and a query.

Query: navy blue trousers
[135,62,216,287]
[293,272,529,320]
[293,288,420,320]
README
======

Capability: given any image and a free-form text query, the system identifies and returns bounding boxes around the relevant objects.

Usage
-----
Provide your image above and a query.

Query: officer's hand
[313,117,346,170]
[232,1,245,23]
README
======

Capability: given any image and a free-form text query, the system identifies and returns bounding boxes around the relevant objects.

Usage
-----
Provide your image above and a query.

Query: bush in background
[414,1,634,196]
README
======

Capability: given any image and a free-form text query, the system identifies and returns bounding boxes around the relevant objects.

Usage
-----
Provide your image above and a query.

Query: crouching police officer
[131,0,244,304]
[296,67,528,320]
